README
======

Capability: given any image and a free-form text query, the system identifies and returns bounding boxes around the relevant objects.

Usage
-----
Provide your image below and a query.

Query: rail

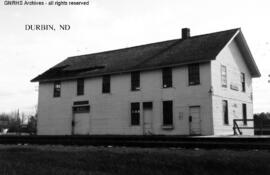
[233,118,270,135]
[233,119,254,135]
[0,135,270,149]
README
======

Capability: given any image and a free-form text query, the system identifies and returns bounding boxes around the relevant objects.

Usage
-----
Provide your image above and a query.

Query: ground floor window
[222,100,229,125]
[163,101,173,126]
[131,102,140,125]
[242,103,247,125]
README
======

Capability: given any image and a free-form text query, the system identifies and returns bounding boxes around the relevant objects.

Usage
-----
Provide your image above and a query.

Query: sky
[0,0,269,114]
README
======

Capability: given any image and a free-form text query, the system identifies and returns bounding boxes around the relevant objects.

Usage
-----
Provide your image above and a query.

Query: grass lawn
[0,145,269,175]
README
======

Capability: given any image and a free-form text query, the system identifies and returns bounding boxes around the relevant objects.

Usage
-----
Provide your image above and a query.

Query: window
[73,101,89,106]
[143,102,152,109]
[162,68,172,88]
[163,101,173,126]
[53,81,61,97]
[222,100,229,125]
[73,101,90,113]
[242,104,247,125]
[102,75,110,93]
[131,102,140,125]
[241,73,246,92]
[77,78,84,96]
[188,64,200,85]
[131,71,140,91]
[221,65,227,87]
[73,106,90,113]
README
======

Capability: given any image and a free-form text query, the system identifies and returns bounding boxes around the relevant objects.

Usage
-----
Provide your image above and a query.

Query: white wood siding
[211,39,254,135]
[37,63,213,135]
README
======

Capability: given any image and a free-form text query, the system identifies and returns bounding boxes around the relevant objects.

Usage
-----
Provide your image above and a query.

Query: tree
[0,109,37,134]
[27,114,37,134]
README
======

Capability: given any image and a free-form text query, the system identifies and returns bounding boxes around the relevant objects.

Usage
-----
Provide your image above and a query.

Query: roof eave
[32,60,212,83]
[31,78,39,82]
[236,30,261,78]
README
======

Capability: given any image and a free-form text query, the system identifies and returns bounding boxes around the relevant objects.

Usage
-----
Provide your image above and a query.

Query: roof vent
[182,28,190,39]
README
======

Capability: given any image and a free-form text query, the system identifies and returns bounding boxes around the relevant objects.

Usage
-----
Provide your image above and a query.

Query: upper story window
[163,100,173,126]
[162,68,172,88]
[241,72,246,92]
[188,64,200,86]
[131,102,140,125]
[53,81,61,98]
[102,75,110,93]
[221,65,227,88]
[77,78,84,96]
[131,71,140,91]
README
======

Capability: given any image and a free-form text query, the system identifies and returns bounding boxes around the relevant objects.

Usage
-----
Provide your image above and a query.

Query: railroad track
[0,135,270,149]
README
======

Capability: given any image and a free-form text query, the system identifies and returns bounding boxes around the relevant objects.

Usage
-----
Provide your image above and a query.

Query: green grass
[0,145,269,175]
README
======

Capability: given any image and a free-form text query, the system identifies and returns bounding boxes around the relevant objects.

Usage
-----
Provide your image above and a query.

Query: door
[143,102,153,135]
[189,106,201,135]
[74,113,90,135]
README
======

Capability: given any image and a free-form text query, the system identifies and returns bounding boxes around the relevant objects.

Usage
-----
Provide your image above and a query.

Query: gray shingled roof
[31,28,260,82]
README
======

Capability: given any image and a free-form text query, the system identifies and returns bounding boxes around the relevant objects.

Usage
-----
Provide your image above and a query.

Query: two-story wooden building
[31,28,260,135]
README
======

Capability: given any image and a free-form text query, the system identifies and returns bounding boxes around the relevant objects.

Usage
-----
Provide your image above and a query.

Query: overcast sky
[0,0,269,114]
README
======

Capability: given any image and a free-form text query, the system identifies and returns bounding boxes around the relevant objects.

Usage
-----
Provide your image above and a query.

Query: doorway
[143,102,153,135]
[72,104,90,135]
[189,106,201,135]
[74,113,90,135]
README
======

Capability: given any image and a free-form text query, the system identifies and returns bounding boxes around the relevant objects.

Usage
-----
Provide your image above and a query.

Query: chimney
[182,28,190,39]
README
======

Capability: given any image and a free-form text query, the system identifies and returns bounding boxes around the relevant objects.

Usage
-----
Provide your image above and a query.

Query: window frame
[221,65,227,88]
[77,78,84,96]
[53,81,61,98]
[131,71,140,91]
[131,102,140,126]
[162,68,172,88]
[163,100,173,126]
[188,64,200,86]
[222,100,229,125]
[102,75,111,93]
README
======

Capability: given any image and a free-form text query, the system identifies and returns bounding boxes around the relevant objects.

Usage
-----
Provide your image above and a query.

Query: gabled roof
[31,28,260,82]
